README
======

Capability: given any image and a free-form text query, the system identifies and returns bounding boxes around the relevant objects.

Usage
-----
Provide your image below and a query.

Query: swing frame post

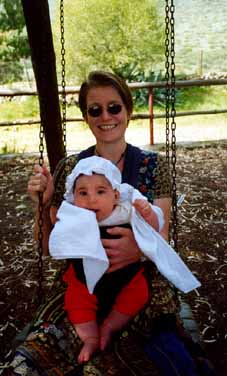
[21,0,65,174]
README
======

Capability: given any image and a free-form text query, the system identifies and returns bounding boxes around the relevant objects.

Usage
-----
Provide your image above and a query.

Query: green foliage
[53,0,164,83]
[0,0,30,83]
[177,87,209,110]
[121,70,185,109]
[125,69,166,109]
[0,96,39,121]
[22,96,39,118]
[0,141,18,154]
[0,0,25,31]
[0,61,24,84]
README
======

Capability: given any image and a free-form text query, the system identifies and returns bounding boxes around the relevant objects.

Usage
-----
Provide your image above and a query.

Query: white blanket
[49,202,108,294]
[49,195,200,294]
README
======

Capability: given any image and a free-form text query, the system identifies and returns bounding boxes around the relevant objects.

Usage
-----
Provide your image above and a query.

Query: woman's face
[85,86,130,144]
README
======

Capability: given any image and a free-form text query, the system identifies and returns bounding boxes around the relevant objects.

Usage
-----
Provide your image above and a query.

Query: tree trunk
[21,0,65,173]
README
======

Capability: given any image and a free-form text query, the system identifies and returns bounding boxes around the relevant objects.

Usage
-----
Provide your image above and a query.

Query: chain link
[169,1,178,251]
[165,1,178,251]
[165,1,170,166]
[37,42,46,306]
[37,191,44,304]
[60,0,67,155]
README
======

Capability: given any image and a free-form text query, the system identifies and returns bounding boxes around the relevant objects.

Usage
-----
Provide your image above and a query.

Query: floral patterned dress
[3,144,184,376]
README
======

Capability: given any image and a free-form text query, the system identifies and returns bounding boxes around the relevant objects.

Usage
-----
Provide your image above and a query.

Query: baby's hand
[133,199,159,231]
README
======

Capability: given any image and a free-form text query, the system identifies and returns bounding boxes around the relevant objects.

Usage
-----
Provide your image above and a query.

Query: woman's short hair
[78,71,133,118]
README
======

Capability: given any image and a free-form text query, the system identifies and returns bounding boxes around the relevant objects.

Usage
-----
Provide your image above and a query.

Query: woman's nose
[100,108,112,121]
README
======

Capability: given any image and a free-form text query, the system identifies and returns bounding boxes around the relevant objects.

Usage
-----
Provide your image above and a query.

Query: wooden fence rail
[1,78,227,144]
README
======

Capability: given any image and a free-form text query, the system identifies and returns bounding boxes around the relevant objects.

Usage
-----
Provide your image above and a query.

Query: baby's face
[74,173,119,221]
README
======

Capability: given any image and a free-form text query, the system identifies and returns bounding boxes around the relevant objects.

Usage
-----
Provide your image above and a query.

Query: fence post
[148,87,154,145]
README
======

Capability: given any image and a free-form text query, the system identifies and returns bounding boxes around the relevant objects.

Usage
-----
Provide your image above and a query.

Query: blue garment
[78,143,144,188]
[144,331,216,376]
[144,331,199,376]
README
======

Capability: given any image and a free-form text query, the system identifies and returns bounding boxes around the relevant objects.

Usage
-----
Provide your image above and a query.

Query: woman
[4,71,214,375]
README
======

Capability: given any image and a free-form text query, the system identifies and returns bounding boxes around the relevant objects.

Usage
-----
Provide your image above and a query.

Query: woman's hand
[102,227,141,273]
[27,164,54,207]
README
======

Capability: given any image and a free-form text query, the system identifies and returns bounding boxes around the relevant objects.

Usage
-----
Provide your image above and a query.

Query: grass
[0,96,39,121]
[176,86,227,111]
[0,86,227,154]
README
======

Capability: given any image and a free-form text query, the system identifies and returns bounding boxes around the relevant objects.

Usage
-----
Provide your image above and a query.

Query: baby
[49,156,200,363]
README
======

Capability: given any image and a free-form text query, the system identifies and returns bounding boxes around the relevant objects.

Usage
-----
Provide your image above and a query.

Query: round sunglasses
[87,103,122,118]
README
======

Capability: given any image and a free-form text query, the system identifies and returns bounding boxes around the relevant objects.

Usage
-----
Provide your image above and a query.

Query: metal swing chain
[60,0,67,155]
[37,121,44,305]
[165,0,170,166]
[37,42,48,304]
[165,0,178,251]
[169,0,178,251]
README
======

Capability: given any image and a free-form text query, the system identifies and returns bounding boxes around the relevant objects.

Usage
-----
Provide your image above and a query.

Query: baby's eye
[97,189,105,195]
[78,191,87,196]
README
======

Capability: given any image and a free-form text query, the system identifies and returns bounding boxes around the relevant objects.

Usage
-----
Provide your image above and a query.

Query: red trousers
[63,263,149,324]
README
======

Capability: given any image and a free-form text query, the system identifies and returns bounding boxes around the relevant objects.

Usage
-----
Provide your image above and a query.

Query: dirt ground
[0,142,226,374]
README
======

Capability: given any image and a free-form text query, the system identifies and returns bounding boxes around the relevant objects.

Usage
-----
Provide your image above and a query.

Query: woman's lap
[2,265,215,375]
[4,318,145,376]
[3,322,215,376]
[3,318,81,376]
[3,321,215,376]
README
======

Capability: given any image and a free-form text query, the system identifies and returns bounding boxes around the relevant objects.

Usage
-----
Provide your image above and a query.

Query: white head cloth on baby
[64,156,122,204]
[49,156,200,294]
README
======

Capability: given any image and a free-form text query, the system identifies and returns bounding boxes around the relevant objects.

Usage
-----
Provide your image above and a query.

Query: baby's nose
[88,195,97,204]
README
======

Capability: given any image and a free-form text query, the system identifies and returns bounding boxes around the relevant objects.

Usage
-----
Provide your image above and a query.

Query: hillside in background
[173,0,227,76]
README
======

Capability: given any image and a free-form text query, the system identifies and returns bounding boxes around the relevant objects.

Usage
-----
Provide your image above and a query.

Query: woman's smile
[98,124,117,131]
